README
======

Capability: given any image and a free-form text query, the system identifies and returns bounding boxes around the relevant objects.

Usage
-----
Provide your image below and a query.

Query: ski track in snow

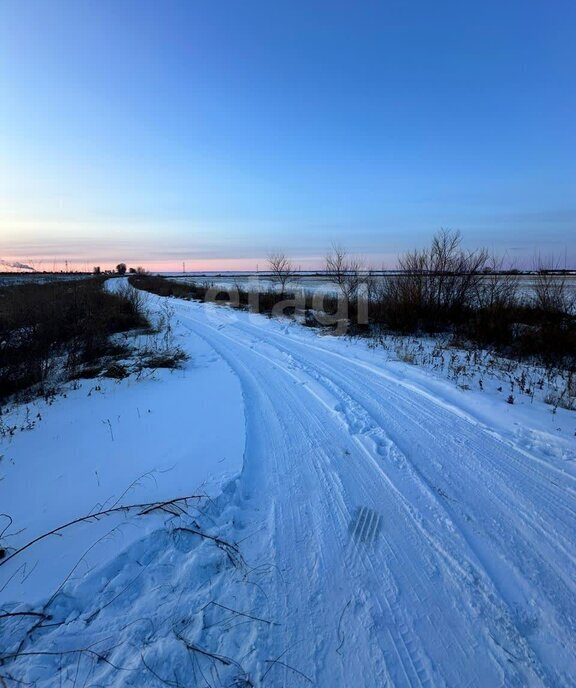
[2,289,575,687]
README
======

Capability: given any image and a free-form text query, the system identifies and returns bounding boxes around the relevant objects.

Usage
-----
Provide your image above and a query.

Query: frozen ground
[163,271,576,301]
[1,282,575,686]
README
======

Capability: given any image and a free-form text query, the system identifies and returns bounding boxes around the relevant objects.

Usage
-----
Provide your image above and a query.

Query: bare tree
[475,255,519,310]
[325,244,363,301]
[429,229,489,311]
[380,229,492,331]
[116,263,127,275]
[363,267,380,305]
[267,251,297,295]
[395,229,489,313]
[532,255,573,314]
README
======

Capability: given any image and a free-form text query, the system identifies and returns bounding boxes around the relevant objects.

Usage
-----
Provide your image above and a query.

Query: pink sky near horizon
[1,255,363,273]
[0,246,563,273]
[0,241,400,272]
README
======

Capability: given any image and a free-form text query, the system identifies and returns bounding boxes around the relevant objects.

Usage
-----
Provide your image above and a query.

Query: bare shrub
[325,244,363,301]
[129,253,576,372]
[532,256,574,314]
[0,278,149,401]
[137,298,189,372]
[475,257,519,310]
[267,251,297,296]
[382,229,489,330]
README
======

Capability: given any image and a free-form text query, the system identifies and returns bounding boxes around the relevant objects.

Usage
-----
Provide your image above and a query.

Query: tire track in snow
[174,305,558,686]
[219,317,576,683]
[178,315,449,686]
[230,319,576,574]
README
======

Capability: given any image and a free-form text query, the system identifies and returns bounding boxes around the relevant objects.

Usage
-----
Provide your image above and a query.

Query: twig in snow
[0,515,13,540]
[102,419,114,442]
[107,470,160,511]
[141,653,183,687]
[0,611,50,622]
[0,671,34,686]
[0,495,202,569]
[0,646,130,672]
[261,641,305,684]
[264,659,312,683]
[336,599,351,655]
[44,524,126,610]
[174,630,241,669]
[171,527,244,568]
[96,562,151,614]
[203,601,277,626]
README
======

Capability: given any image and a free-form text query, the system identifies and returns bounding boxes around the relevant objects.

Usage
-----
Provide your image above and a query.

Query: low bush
[138,350,189,371]
[129,238,576,373]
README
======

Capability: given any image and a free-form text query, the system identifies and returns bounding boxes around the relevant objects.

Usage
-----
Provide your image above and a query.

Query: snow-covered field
[164,271,576,300]
[1,283,575,686]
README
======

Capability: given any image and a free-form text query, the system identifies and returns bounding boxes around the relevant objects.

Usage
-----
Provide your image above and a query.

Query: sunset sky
[1,0,575,271]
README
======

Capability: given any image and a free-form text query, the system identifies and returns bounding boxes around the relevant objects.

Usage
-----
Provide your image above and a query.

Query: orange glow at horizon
[2,256,327,274]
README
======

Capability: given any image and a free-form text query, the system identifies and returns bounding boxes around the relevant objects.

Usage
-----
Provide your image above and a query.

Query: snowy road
[2,290,575,687]
[168,298,576,687]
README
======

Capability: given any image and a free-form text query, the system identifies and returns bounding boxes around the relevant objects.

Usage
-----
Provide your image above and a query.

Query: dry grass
[0,277,149,401]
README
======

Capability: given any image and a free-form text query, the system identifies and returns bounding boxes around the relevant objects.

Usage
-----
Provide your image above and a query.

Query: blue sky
[1,0,574,269]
